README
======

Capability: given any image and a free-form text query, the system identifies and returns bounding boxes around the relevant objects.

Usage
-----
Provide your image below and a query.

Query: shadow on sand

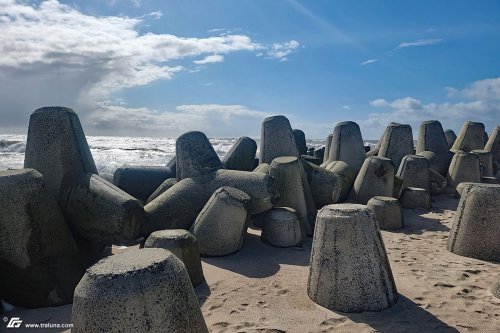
[342,294,460,332]
[201,231,311,278]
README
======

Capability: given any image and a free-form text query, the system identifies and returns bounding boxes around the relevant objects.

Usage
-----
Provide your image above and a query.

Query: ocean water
[1,135,344,179]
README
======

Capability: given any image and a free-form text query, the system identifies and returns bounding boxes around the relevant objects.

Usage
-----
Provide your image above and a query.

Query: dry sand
[4,194,500,332]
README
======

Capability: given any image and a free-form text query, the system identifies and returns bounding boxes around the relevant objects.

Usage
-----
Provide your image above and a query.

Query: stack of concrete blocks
[190,187,250,256]
[260,207,304,247]
[0,169,84,307]
[144,230,204,286]
[143,131,279,236]
[350,156,395,204]
[447,183,500,261]
[416,120,454,176]
[307,204,398,312]
[270,156,316,236]
[222,136,257,171]
[367,196,404,230]
[377,123,414,170]
[72,249,208,333]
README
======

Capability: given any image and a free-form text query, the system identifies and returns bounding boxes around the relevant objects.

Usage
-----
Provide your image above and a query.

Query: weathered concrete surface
[447,183,500,261]
[378,123,414,170]
[429,168,448,194]
[176,131,223,180]
[325,121,366,172]
[146,177,178,204]
[367,196,404,230]
[323,134,333,163]
[261,207,303,247]
[190,187,250,256]
[253,163,271,174]
[472,149,494,177]
[0,169,84,308]
[144,230,204,286]
[445,129,457,149]
[417,150,453,176]
[325,161,357,202]
[222,136,257,171]
[143,169,279,236]
[452,121,486,152]
[416,120,450,154]
[351,156,395,204]
[60,173,144,244]
[293,129,307,156]
[260,115,299,164]
[306,161,342,206]
[446,151,481,190]
[24,107,98,200]
[400,187,431,210]
[485,126,500,163]
[307,204,398,312]
[396,155,430,194]
[72,248,208,333]
[113,166,174,202]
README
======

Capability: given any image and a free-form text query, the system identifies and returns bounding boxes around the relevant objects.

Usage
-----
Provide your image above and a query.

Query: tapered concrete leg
[222,136,257,171]
[367,196,404,230]
[325,121,366,172]
[261,207,303,247]
[260,115,300,164]
[113,166,174,202]
[293,129,307,156]
[444,129,457,149]
[351,156,395,204]
[452,121,486,152]
[396,155,430,194]
[446,151,481,190]
[176,131,223,180]
[378,123,414,170]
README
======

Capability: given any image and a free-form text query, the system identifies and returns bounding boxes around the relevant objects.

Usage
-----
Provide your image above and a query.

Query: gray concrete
[147,177,178,204]
[166,155,177,177]
[261,207,303,247]
[144,230,204,286]
[396,155,430,194]
[190,187,250,256]
[429,168,448,194]
[417,150,454,176]
[416,120,450,154]
[60,173,144,243]
[482,176,498,184]
[444,129,457,149]
[351,156,395,204]
[113,166,174,202]
[325,160,357,202]
[323,134,333,163]
[24,107,98,200]
[301,154,322,166]
[259,115,299,164]
[378,123,414,170]
[472,149,494,177]
[447,183,500,261]
[452,121,486,152]
[222,136,257,171]
[446,151,481,190]
[306,161,342,206]
[293,129,307,156]
[307,204,398,313]
[176,131,223,180]
[325,121,366,172]
[313,147,325,160]
[307,147,315,156]
[143,169,279,236]
[455,182,476,198]
[270,156,316,236]
[367,196,404,230]
[253,162,270,174]
[485,126,500,163]
[400,187,431,210]
[0,169,83,308]
[72,248,208,333]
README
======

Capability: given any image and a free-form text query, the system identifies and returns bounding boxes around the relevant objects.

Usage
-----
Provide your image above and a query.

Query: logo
[6,317,23,328]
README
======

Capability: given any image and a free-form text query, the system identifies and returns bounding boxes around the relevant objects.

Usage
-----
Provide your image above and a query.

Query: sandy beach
[4,193,499,333]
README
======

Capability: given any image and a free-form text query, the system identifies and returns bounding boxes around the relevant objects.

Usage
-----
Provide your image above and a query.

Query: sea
[0,134,377,180]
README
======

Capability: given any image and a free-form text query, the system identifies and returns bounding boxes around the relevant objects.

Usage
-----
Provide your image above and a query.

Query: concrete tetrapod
[416,120,453,175]
[396,155,430,194]
[307,204,398,313]
[143,169,279,236]
[176,131,224,180]
[259,115,300,164]
[270,156,316,236]
[322,134,333,164]
[325,161,357,202]
[113,166,174,202]
[417,150,454,176]
[0,169,84,308]
[144,230,204,286]
[325,121,366,172]
[190,187,250,256]
[377,123,414,170]
[60,173,144,244]
[471,150,494,177]
[367,196,404,230]
[261,207,303,247]
[253,163,271,174]
[447,183,500,261]
[350,156,395,204]
[445,129,457,149]
[452,121,486,152]
[446,151,481,190]
[485,126,500,163]
[147,177,179,204]
[293,129,308,156]
[400,187,431,210]
[306,161,342,206]
[222,136,257,171]
[72,248,208,333]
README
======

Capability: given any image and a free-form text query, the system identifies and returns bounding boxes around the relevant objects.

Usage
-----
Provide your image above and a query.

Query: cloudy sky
[0,0,499,139]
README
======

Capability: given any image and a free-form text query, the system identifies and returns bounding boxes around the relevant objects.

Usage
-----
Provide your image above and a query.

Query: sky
[0,0,499,139]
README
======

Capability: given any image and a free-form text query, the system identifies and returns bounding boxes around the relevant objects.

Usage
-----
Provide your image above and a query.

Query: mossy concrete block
[144,230,204,286]
[72,248,208,333]
[307,204,398,312]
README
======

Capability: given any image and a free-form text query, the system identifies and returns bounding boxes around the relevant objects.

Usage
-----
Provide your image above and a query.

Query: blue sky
[0,0,499,139]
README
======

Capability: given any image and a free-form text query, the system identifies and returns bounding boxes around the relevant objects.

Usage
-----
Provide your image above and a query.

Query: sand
[3,194,499,332]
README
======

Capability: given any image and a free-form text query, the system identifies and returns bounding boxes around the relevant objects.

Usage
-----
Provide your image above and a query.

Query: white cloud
[193,54,224,65]
[369,99,389,107]
[396,38,443,49]
[266,40,300,60]
[360,59,377,66]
